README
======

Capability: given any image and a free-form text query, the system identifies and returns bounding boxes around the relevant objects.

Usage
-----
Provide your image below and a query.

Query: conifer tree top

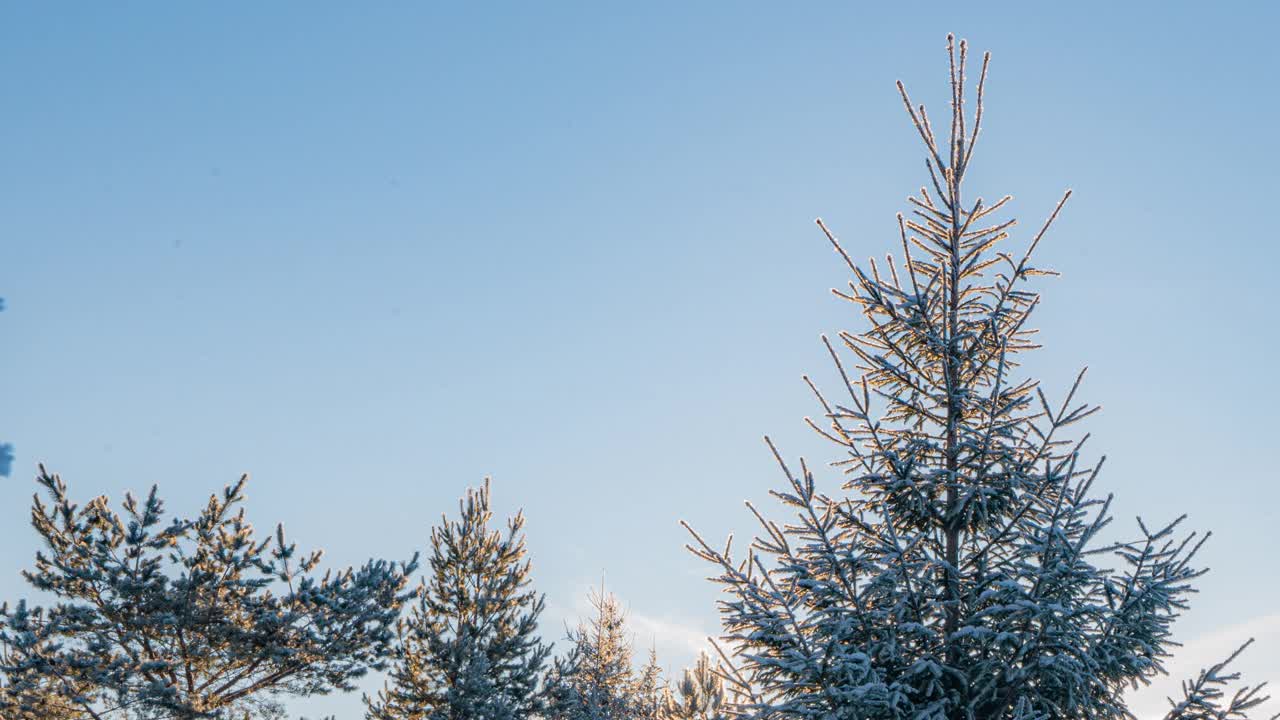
[365,479,551,720]
[683,34,1272,720]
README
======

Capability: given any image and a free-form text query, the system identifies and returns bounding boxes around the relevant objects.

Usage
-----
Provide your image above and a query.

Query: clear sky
[3,2,1278,718]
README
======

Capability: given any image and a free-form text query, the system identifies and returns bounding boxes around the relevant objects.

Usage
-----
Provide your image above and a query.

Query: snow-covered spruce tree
[682,36,1273,720]
[0,466,418,719]
[661,653,727,720]
[365,480,552,720]
[547,588,640,720]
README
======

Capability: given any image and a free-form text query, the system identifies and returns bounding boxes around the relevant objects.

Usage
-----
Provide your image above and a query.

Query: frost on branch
[0,601,86,719]
[1162,640,1277,720]
[682,35,1271,720]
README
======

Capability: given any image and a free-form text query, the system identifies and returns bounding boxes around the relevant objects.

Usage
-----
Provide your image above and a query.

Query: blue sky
[2,3,1278,718]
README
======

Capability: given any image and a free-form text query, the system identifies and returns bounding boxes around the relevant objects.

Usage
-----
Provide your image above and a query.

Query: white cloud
[628,610,715,664]
[1125,613,1280,720]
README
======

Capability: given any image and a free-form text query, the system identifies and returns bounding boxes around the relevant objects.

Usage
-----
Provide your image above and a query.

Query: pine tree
[635,647,666,720]
[0,466,418,719]
[682,35,1272,720]
[548,588,639,720]
[661,653,726,720]
[365,480,552,720]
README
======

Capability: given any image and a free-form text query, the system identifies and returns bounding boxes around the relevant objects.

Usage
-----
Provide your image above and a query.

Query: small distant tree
[0,466,418,719]
[365,479,552,720]
[683,35,1273,720]
[634,647,666,720]
[661,653,726,720]
[548,588,639,720]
